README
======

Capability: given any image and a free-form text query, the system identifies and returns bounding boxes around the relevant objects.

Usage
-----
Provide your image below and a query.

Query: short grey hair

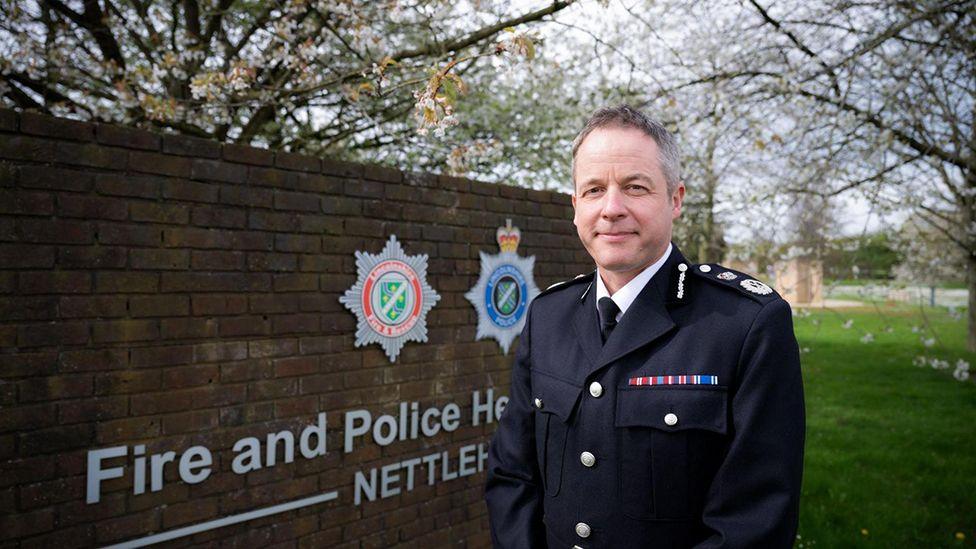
[571,105,682,194]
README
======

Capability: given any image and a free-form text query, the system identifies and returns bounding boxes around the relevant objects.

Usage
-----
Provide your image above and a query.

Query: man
[484,105,804,548]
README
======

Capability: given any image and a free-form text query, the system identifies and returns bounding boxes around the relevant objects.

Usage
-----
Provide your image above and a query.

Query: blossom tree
[0,0,571,154]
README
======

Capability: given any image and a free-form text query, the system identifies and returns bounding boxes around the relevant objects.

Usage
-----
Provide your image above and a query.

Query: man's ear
[671,183,685,219]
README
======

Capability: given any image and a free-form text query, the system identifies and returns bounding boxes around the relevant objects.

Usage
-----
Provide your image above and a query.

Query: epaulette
[687,263,780,304]
[537,271,595,300]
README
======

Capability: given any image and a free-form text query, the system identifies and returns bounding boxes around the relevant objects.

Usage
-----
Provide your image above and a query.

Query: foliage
[0,0,571,158]
[822,232,903,281]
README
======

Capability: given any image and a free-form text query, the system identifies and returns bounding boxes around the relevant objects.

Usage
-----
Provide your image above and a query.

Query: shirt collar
[595,243,673,321]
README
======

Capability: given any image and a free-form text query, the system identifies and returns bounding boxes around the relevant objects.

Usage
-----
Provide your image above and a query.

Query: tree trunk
[968,252,976,352]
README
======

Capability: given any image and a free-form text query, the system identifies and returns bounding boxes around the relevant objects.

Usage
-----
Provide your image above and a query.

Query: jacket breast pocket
[614,386,728,520]
[531,370,581,498]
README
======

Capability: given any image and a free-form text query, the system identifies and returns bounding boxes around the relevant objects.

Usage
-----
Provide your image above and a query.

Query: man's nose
[600,185,627,219]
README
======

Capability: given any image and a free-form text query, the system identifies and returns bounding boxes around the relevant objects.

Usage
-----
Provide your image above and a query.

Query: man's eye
[626,184,649,193]
[584,187,604,196]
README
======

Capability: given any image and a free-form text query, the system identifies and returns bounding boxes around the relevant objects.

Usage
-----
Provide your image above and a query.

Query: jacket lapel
[588,246,687,375]
[571,278,603,372]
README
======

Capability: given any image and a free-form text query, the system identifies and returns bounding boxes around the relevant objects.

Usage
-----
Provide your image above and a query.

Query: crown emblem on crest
[496,219,521,253]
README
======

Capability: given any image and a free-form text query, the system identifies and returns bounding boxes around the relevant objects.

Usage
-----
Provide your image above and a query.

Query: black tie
[598,297,620,344]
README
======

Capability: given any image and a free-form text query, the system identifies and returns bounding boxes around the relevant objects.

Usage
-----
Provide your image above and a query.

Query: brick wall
[0,109,592,548]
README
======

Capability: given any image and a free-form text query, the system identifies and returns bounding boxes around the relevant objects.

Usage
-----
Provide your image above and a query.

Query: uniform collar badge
[465,219,540,354]
[340,235,440,362]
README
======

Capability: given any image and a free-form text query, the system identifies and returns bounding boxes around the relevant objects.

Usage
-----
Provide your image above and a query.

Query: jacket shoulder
[536,271,594,300]
[688,263,782,305]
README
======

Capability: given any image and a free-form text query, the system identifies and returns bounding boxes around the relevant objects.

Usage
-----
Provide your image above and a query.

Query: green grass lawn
[794,303,976,547]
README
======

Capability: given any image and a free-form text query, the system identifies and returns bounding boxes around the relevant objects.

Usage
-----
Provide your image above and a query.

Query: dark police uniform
[485,245,804,548]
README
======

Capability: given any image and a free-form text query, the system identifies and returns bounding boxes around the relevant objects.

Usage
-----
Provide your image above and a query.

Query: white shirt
[595,243,673,322]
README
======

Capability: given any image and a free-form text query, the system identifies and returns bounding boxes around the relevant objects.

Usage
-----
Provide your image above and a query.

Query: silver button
[580,451,596,467]
[588,381,603,398]
[534,397,543,409]
[677,263,688,272]
[575,522,591,538]
[699,264,712,273]
[664,413,678,426]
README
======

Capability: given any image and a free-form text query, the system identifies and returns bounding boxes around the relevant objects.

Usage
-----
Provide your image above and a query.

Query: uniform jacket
[485,245,804,548]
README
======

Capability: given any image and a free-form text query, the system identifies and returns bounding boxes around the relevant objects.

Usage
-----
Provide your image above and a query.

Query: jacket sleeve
[484,306,547,548]
[696,298,805,548]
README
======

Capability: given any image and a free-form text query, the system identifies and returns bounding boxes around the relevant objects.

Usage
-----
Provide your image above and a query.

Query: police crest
[340,235,440,362]
[465,220,540,354]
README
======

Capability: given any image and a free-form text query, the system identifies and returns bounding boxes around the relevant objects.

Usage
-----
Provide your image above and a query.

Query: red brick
[193,341,248,362]
[0,296,59,320]
[162,497,220,528]
[96,222,160,246]
[130,344,194,367]
[18,270,91,294]
[190,249,244,270]
[22,524,94,548]
[129,294,189,317]
[96,416,160,443]
[219,315,271,337]
[249,338,298,358]
[162,409,218,434]
[93,370,161,395]
[94,509,160,544]
[273,313,320,334]
[191,158,247,183]
[129,150,191,177]
[274,190,321,212]
[0,402,57,432]
[94,173,162,198]
[249,378,297,400]
[0,189,54,215]
[57,194,127,219]
[58,245,127,268]
[162,133,220,158]
[130,201,189,224]
[162,179,219,202]
[21,111,92,141]
[96,123,160,150]
[223,143,274,166]
[95,271,158,293]
[161,272,270,292]
[276,151,320,172]
[0,507,54,538]
[191,294,248,315]
[55,140,126,169]
[191,204,246,228]
[18,374,92,402]
[0,107,17,131]
[299,372,342,394]
[0,352,57,378]
[59,296,127,318]
[129,248,189,270]
[161,364,219,388]
[18,218,93,244]
[0,135,57,163]
[92,319,158,343]
[58,395,128,423]
[321,158,363,178]
[273,273,318,291]
[19,423,93,454]
[247,251,297,271]
[220,184,273,208]
[59,348,127,372]
[160,317,218,339]
[273,356,318,377]
[0,244,55,268]
[274,395,319,418]
[17,321,90,347]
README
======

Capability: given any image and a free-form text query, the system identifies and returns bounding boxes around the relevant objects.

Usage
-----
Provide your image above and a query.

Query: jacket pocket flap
[615,386,728,434]
[530,370,581,423]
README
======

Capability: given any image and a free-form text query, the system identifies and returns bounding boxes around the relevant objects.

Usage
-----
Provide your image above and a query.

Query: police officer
[485,105,804,548]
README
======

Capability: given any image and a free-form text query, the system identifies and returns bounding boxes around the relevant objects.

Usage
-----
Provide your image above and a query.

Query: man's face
[572,126,684,280]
